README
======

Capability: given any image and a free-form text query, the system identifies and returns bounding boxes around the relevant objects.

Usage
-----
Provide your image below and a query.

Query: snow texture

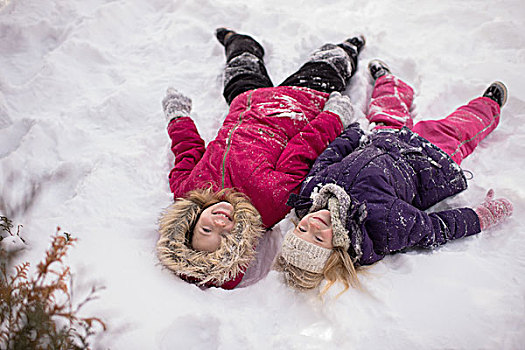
[1,0,525,349]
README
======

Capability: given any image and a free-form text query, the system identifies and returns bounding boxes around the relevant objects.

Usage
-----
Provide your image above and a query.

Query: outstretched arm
[162,88,206,194]
[390,200,481,250]
[384,189,512,253]
[274,109,343,179]
[167,117,205,194]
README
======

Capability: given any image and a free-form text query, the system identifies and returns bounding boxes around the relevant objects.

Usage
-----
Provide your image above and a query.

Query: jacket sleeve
[274,110,343,179]
[386,199,482,252]
[166,116,206,194]
[308,122,364,178]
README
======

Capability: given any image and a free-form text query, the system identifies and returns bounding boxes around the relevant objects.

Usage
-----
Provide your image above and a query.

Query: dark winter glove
[474,189,513,230]
[323,91,355,128]
[162,87,192,122]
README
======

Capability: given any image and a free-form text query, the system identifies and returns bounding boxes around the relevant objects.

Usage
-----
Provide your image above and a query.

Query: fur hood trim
[308,183,366,263]
[157,195,264,287]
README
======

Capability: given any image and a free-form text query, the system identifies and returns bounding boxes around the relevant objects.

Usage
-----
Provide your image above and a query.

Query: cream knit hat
[280,230,333,273]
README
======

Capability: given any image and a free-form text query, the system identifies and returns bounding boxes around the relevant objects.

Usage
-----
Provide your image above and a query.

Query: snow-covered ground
[1,0,525,348]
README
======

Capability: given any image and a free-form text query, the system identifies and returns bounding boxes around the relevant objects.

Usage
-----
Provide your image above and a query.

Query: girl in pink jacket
[157,28,365,289]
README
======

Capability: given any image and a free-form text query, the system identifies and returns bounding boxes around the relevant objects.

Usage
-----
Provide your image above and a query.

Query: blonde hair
[275,246,360,297]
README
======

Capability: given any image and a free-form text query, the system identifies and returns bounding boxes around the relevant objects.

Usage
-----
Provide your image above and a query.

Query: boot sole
[492,81,508,107]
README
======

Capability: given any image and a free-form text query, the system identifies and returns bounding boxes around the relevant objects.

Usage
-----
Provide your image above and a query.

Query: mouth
[313,216,328,226]
[213,210,232,221]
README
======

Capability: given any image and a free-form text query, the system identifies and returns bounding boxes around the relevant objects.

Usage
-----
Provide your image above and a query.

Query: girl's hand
[323,91,355,128]
[474,189,513,230]
[162,87,192,122]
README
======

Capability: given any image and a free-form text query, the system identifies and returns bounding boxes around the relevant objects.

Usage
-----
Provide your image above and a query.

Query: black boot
[339,35,366,56]
[337,35,366,71]
[215,27,236,46]
[217,28,272,104]
[368,59,391,80]
[215,27,265,61]
[483,81,508,107]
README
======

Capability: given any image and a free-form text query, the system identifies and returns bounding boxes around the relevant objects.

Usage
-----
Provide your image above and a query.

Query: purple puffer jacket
[288,123,481,265]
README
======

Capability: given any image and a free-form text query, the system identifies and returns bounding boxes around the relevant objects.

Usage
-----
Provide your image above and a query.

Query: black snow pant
[222,34,359,105]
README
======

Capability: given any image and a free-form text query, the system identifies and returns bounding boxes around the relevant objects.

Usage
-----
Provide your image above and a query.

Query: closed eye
[202,227,211,233]
[315,236,323,242]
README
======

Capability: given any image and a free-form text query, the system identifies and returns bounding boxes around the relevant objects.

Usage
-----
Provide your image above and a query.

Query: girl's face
[192,202,235,252]
[294,209,334,249]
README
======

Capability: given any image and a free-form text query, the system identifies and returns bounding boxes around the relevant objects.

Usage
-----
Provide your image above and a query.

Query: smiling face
[294,209,334,249]
[192,202,235,252]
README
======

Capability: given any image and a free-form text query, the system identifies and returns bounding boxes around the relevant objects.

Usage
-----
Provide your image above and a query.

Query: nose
[308,217,321,230]
[213,218,227,227]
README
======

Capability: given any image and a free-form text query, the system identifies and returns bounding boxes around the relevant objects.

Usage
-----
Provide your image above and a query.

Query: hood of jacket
[157,196,263,288]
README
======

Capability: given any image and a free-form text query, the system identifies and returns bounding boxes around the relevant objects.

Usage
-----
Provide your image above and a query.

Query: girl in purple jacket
[157,28,365,289]
[275,59,513,294]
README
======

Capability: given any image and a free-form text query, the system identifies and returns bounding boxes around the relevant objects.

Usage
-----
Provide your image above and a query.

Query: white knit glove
[162,87,192,122]
[323,91,355,128]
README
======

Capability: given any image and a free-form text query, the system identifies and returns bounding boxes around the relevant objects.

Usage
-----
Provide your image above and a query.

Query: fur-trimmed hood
[157,193,264,289]
[308,183,366,263]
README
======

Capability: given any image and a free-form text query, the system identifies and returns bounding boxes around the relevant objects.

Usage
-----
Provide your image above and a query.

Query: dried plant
[0,223,106,349]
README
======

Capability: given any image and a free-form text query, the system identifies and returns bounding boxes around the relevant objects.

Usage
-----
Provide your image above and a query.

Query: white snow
[1,0,525,348]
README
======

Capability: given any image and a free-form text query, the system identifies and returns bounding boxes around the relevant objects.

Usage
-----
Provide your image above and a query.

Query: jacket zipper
[221,91,253,189]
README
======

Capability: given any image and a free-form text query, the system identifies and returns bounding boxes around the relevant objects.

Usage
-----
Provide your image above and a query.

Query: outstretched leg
[366,60,415,129]
[412,91,502,165]
[366,60,506,165]
[217,28,274,105]
[280,36,365,93]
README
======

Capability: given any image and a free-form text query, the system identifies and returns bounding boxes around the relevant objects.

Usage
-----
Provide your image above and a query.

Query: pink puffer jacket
[167,86,344,228]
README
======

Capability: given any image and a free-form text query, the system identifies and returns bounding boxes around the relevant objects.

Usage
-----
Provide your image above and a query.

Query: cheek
[293,228,305,238]
[192,234,221,252]
[197,213,210,225]
[294,229,314,244]
[322,230,334,248]
[190,231,200,247]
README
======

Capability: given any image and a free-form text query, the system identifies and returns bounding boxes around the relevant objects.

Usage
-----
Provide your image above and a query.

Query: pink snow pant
[367,74,501,165]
